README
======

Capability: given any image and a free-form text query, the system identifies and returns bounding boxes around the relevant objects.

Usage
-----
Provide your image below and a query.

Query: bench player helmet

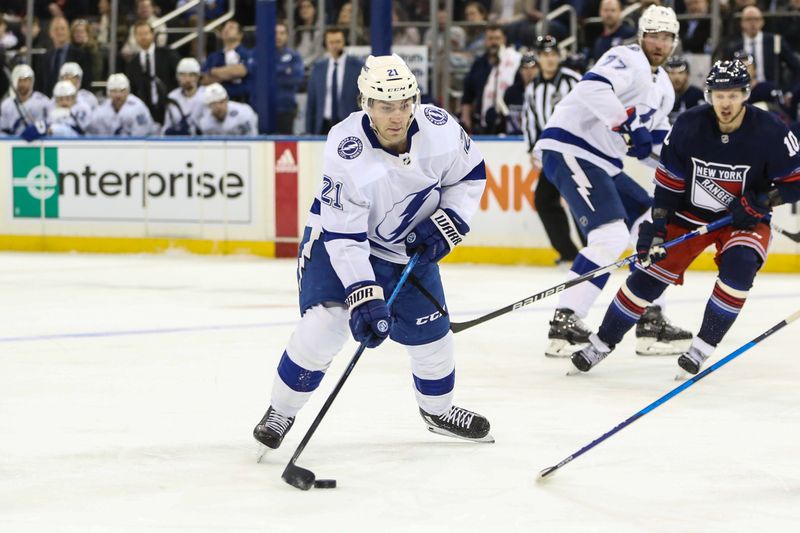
[11,64,34,89]
[638,5,680,54]
[358,53,419,130]
[664,56,689,73]
[704,59,750,104]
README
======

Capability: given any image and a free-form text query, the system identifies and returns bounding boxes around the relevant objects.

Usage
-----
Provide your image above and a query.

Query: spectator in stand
[163,58,206,135]
[71,18,102,82]
[0,17,20,51]
[392,4,421,46]
[49,79,91,136]
[463,1,488,57]
[202,20,255,104]
[59,61,99,110]
[88,73,154,136]
[734,50,788,113]
[664,56,704,124]
[591,0,636,62]
[295,0,323,68]
[34,16,93,97]
[197,82,258,136]
[0,64,52,136]
[461,24,516,134]
[774,0,800,54]
[336,1,367,45]
[94,0,112,46]
[305,27,362,134]
[125,20,179,125]
[503,50,537,135]
[725,5,800,86]
[120,0,168,62]
[680,0,711,54]
[275,21,304,134]
[37,0,92,22]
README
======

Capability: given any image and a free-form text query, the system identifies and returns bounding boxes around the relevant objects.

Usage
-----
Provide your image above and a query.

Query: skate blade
[425,426,495,444]
[256,443,270,463]
[674,369,691,381]
[545,339,587,358]
[636,337,692,356]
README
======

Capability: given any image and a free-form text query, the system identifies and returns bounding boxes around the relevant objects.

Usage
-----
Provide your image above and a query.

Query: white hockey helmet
[59,61,84,80]
[53,80,77,98]
[177,57,201,76]
[357,54,419,110]
[204,82,228,104]
[638,5,680,53]
[107,73,130,93]
[11,64,34,88]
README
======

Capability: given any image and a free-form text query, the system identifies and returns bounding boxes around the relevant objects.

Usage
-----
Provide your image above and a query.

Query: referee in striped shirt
[523,35,583,264]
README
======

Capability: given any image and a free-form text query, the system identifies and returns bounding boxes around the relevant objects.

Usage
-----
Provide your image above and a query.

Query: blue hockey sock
[598,270,668,346]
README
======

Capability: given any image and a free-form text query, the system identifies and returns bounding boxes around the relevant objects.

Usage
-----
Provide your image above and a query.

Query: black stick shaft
[450,215,732,334]
[284,253,420,467]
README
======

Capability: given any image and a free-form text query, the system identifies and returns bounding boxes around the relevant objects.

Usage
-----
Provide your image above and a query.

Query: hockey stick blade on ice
[282,253,421,491]
[771,222,800,243]
[537,308,800,481]
[450,215,733,334]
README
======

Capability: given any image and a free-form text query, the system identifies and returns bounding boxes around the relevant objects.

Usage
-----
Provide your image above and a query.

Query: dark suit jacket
[34,44,93,96]
[727,32,800,85]
[680,18,710,54]
[305,55,362,135]
[125,46,180,124]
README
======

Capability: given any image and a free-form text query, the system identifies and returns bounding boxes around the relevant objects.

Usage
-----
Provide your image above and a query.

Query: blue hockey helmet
[704,59,750,104]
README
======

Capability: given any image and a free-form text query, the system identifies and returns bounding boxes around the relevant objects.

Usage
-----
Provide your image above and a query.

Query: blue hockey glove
[21,120,47,142]
[613,108,653,160]
[729,191,771,230]
[636,219,667,268]
[345,282,392,348]
[405,208,470,264]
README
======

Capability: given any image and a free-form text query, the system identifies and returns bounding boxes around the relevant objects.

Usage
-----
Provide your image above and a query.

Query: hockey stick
[449,215,733,333]
[771,222,800,243]
[538,308,800,480]
[282,252,421,491]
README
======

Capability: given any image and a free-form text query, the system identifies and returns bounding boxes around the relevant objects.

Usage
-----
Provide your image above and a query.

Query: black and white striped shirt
[522,67,581,153]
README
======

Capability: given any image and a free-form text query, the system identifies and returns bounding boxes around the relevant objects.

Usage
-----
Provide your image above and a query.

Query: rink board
[1,137,798,271]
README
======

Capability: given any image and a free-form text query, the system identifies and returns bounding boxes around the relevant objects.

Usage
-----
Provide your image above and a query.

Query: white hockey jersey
[162,86,206,134]
[304,105,486,288]
[87,94,154,136]
[0,92,53,135]
[49,102,92,136]
[77,89,99,111]
[197,101,257,136]
[535,44,674,175]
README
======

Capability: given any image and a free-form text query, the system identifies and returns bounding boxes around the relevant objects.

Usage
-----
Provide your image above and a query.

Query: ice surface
[1,252,799,532]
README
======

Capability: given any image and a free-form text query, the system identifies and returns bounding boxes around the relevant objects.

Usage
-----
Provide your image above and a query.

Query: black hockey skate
[419,405,494,443]
[635,305,693,356]
[253,406,295,451]
[570,334,614,372]
[545,308,592,357]
[677,346,710,375]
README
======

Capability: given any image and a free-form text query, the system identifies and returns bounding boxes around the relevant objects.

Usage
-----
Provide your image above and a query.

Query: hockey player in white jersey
[87,73,154,136]
[0,64,52,136]
[534,5,691,357]
[197,83,257,136]
[162,57,206,135]
[253,54,492,453]
[59,62,98,111]
[49,80,91,136]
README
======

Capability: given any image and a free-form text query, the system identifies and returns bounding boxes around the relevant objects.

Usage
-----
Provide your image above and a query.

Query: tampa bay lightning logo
[375,183,440,244]
[424,107,448,126]
[338,136,363,159]
[376,319,389,333]
[636,105,658,126]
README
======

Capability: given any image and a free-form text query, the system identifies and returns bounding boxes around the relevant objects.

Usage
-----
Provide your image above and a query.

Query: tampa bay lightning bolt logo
[376,319,389,333]
[338,136,363,159]
[636,105,658,126]
[375,183,441,244]
[424,107,448,126]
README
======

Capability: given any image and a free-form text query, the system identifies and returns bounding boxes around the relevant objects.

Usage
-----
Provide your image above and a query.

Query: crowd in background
[2,0,800,137]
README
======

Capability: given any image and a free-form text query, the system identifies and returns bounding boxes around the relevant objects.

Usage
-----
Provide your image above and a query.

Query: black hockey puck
[313,479,337,489]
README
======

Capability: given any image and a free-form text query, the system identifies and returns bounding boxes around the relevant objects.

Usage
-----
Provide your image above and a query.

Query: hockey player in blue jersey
[534,5,691,358]
[253,54,492,452]
[571,59,800,375]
